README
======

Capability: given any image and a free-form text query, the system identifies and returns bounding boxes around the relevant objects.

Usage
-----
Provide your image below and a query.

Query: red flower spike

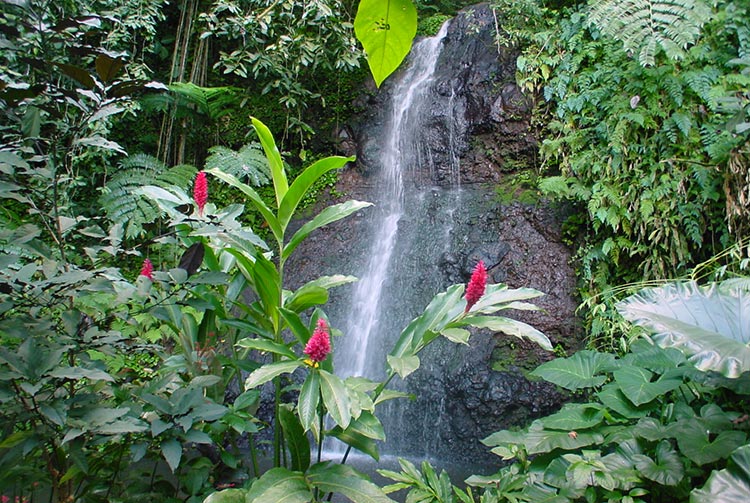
[304,318,331,363]
[140,258,154,280]
[194,171,208,215]
[464,260,487,312]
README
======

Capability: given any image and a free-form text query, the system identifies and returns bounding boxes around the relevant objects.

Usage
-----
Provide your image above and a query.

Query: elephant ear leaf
[617,280,750,378]
[692,443,750,503]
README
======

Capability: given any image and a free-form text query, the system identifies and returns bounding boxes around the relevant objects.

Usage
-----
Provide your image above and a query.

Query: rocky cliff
[287,3,582,469]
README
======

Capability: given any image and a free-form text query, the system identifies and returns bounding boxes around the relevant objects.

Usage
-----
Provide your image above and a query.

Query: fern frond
[99,154,197,238]
[588,0,713,66]
[204,143,271,187]
[683,67,721,107]
[168,82,242,120]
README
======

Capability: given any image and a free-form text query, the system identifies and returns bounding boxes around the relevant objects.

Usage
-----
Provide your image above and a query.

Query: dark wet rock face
[348,3,536,187]
[284,3,581,471]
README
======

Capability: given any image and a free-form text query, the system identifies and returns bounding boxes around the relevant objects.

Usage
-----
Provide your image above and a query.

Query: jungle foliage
[493,0,750,348]
[2,0,750,502]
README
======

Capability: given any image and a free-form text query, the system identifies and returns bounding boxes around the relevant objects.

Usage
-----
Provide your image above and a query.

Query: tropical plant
[507,0,750,343]
[99,154,197,239]
[587,0,713,66]
[617,279,750,377]
[187,120,553,502]
[354,0,418,87]
[470,340,750,502]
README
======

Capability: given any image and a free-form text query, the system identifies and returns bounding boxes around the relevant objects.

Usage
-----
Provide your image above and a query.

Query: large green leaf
[386,354,420,379]
[251,117,288,207]
[539,403,606,431]
[329,411,385,460]
[354,0,417,87]
[319,369,351,429]
[463,315,552,351]
[245,467,311,503]
[470,284,544,314]
[523,420,605,455]
[596,383,656,418]
[278,155,355,230]
[612,365,683,406]
[245,360,301,389]
[206,167,282,242]
[298,371,320,432]
[307,462,397,503]
[283,285,328,313]
[236,338,297,359]
[283,200,372,260]
[389,284,464,359]
[203,488,247,503]
[161,438,182,472]
[633,440,684,486]
[691,443,750,503]
[531,351,618,390]
[617,280,750,377]
[278,404,310,472]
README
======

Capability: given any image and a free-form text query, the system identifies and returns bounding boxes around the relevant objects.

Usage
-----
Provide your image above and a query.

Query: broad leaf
[245,360,301,389]
[278,155,355,230]
[236,338,297,360]
[612,365,683,406]
[328,425,381,461]
[161,438,182,472]
[692,443,750,503]
[320,369,351,429]
[278,405,310,472]
[329,411,385,461]
[284,285,328,313]
[389,284,464,359]
[354,0,418,87]
[539,403,606,431]
[597,383,656,419]
[245,467,311,503]
[298,371,320,432]
[307,462,396,503]
[283,200,372,260]
[524,421,605,454]
[441,327,470,344]
[633,440,684,486]
[463,315,552,351]
[618,280,750,377]
[203,488,247,503]
[470,284,544,314]
[386,354,420,379]
[531,351,617,390]
[206,168,282,242]
[251,118,287,208]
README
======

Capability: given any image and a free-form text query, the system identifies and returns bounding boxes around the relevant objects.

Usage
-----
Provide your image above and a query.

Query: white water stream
[335,23,453,381]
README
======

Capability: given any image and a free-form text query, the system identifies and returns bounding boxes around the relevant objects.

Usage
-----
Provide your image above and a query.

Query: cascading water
[327,22,484,463]
[335,23,454,382]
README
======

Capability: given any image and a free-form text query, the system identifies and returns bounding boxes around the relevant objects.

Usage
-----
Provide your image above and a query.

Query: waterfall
[335,23,454,381]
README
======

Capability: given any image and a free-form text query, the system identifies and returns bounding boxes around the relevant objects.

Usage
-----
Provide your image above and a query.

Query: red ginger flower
[140,258,154,280]
[194,171,208,215]
[464,260,487,312]
[304,318,331,363]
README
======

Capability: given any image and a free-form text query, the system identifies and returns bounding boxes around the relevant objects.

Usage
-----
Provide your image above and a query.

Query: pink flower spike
[139,258,154,280]
[304,318,331,363]
[464,260,487,312]
[194,171,208,215]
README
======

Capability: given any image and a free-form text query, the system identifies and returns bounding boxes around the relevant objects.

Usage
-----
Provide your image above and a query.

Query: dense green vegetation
[1,0,749,502]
